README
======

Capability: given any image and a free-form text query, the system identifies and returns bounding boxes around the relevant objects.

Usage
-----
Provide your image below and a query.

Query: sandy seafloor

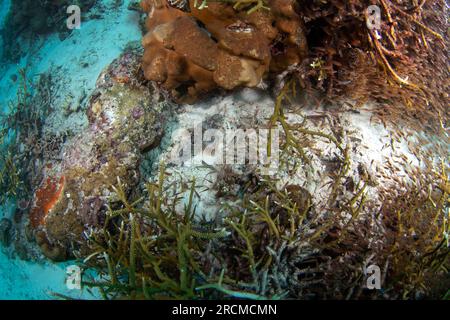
[0,0,141,300]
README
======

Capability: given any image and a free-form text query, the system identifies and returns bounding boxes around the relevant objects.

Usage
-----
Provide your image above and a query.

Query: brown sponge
[140,0,307,103]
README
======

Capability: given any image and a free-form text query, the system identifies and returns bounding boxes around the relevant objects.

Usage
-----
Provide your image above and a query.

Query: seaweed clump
[80,74,449,299]
[81,156,448,299]
[78,72,449,299]
[0,69,54,206]
[284,0,449,132]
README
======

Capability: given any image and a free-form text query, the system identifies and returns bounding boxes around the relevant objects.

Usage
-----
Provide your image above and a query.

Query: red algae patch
[30,176,65,228]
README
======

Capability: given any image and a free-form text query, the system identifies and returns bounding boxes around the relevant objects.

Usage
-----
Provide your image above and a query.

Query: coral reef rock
[141,0,307,103]
[28,51,166,261]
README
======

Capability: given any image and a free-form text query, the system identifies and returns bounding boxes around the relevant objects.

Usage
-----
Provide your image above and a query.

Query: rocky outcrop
[28,51,166,261]
[141,0,307,103]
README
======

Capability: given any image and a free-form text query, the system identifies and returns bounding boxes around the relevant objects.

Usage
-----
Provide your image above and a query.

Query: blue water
[0,0,141,300]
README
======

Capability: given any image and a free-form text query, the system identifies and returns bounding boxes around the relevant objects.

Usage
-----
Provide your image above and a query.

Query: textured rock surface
[28,51,166,260]
[141,0,307,103]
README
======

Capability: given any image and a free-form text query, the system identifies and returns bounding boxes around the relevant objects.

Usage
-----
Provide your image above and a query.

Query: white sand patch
[0,249,97,300]
[148,88,430,221]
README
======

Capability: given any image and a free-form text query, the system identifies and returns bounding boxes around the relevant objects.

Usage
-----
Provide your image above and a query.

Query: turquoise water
[0,0,141,300]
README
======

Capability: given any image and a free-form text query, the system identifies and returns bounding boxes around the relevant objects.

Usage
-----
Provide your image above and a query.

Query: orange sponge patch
[30,176,65,228]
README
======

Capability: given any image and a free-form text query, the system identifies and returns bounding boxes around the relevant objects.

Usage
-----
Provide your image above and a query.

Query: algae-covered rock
[28,51,166,260]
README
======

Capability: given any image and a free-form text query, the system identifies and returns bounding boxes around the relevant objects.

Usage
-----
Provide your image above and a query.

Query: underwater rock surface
[29,51,166,261]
